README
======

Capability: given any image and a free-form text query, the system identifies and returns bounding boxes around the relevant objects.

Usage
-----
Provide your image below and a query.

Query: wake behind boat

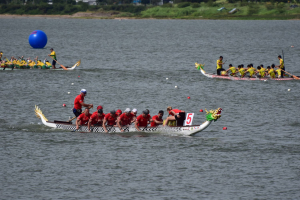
[34,106,222,136]
[195,63,298,81]
[1,60,80,71]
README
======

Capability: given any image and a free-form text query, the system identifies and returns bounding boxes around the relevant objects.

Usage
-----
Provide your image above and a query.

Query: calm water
[1,18,300,199]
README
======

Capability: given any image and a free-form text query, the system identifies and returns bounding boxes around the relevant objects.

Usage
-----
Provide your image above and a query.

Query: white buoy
[68,92,70,94]
[175,86,178,88]
[288,89,291,91]
[166,78,168,80]
[71,83,74,85]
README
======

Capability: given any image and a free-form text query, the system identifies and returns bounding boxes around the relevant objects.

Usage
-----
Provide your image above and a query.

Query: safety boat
[1,60,80,71]
[195,63,298,81]
[34,106,222,136]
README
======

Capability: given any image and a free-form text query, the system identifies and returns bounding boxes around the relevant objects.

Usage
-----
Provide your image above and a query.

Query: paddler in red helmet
[117,108,133,132]
[103,110,118,133]
[163,106,186,126]
[73,89,93,118]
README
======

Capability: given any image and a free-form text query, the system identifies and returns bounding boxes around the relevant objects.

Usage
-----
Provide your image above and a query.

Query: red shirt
[151,115,163,127]
[78,113,91,125]
[104,113,117,126]
[90,112,105,125]
[119,113,133,126]
[136,114,151,127]
[74,94,84,110]
[169,109,182,116]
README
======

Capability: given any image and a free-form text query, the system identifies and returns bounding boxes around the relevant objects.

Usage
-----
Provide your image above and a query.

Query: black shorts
[175,112,186,126]
[73,108,82,117]
[52,60,56,66]
[217,68,225,75]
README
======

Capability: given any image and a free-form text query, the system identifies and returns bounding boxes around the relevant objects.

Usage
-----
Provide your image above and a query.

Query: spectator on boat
[88,107,105,132]
[151,110,164,127]
[226,64,237,76]
[135,110,152,132]
[163,106,186,126]
[76,108,92,130]
[48,48,57,69]
[216,56,225,75]
[276,55,285,78]
[73,89,93,118]
[117,108,133,132]
[103,110,118,133]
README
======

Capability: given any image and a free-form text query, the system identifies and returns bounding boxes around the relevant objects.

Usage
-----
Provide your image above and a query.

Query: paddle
[275,66,300,80]
[48,55,68,70]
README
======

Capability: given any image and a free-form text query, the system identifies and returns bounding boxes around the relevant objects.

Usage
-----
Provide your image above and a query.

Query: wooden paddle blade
[292,75,300,80]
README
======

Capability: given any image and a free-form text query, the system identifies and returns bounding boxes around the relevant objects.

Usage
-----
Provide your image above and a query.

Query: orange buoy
[200,109,203,112]
[223,127,227,130]
[63,104,66,107]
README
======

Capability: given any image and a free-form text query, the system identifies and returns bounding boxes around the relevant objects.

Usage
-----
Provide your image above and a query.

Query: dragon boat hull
[1,60,80,71]
[35,106,221,136]
[197,64,297,81]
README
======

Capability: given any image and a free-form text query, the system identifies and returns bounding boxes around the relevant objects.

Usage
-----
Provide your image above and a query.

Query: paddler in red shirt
[76,108,92,130]
[151,110,164,127]
[73,89,93,117]
[131,108,138,123]
[135,110,152,132]
[163,106,186,126]
[103,110,118,133]
[117,108,133,132]
[87,106,105,132]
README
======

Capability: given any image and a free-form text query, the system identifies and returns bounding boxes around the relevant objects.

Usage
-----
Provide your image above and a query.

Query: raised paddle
[48,55,68,70]
[275,66,300,80]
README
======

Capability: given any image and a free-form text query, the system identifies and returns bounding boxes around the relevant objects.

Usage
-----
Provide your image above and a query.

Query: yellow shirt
[45,62,52,66]
[239,68,245,76]
[279,58,284,69]
[269,69,275,78]
[247,67,256,77]
[229,67,236,74]
[258,68,266,77]
[216,59,223,69]
[276,69,281,77]
[50,51,56,60]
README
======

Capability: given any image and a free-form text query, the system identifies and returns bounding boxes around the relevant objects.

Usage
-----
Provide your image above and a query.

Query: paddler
[245,64,256,78]
[131,108,138,123]
[256,65,266,78]
[276,55,285,78]
[266,65,276,78]
[73,89,93,117]
[103,110,118,133]
[237,65,246,78]
[163,106,186,126]
[87,106,105,132]
[135,110,151,132]
[48,48,57,69]
[117,108,133,132]
[150,110,164,127]
[0,51,2,61]
[216,56,226,75]
[275,67,282,78]
[76,108,92,130]
[226,64,237,76]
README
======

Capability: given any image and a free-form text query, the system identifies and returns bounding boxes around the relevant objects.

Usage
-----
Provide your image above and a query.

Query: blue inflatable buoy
[28,30,47,48]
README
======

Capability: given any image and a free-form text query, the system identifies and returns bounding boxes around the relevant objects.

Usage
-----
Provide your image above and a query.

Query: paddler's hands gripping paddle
[48,55,68,70]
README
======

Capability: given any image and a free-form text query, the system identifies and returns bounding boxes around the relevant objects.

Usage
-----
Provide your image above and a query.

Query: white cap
[80,89,86,93]
[132,108,137,113]
[124,108,130,113]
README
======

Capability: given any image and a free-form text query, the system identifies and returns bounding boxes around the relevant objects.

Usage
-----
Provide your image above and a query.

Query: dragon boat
[195,63,299,81]
[34,106,222,136]
[1,60,80,71]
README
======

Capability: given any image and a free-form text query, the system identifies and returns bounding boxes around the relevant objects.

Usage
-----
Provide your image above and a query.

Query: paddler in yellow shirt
[216,56,225,75]
[48,48,57,69]
[226,64,237,76]
[266,65,276,78]
[256,65,266,78]
[237,65,246,78]
[0,51,3,61]
[276,67,282,78]
[245,64,256,78]
[276,55,285,78]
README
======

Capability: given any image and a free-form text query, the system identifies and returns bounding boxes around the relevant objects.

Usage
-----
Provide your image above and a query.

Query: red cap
[97,105,103,110]
[116,109,122,116]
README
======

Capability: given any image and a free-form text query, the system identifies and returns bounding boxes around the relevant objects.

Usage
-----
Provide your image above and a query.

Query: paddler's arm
[80,102,93,109]
[117,118,124,132]
[135,120,141,132]
[103,118,108,133]
[87,118,92,132]
[76,118,80,130]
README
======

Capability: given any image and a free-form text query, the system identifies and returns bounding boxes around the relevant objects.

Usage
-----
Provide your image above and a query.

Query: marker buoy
[223,127,227,130]
[187,96,190,99]
[175,86,178,88]
[291,46,294,48]
[28,30,47,48]
[288,89,291,91]
[166,78,168,80]
[199,109,203,112]
[63,104,66,107]
[78,76,80,78]
[67,92,70,94]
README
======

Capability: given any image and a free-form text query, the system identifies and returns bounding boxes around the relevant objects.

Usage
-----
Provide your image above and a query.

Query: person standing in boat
[276,55,285,78]
[151,110,164,127]
[76,108,92,130]
[135,110,152,132]
[73,89,93,118]
[48,48,57,69]
[163,106,186,126]
[216,56,225,75]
